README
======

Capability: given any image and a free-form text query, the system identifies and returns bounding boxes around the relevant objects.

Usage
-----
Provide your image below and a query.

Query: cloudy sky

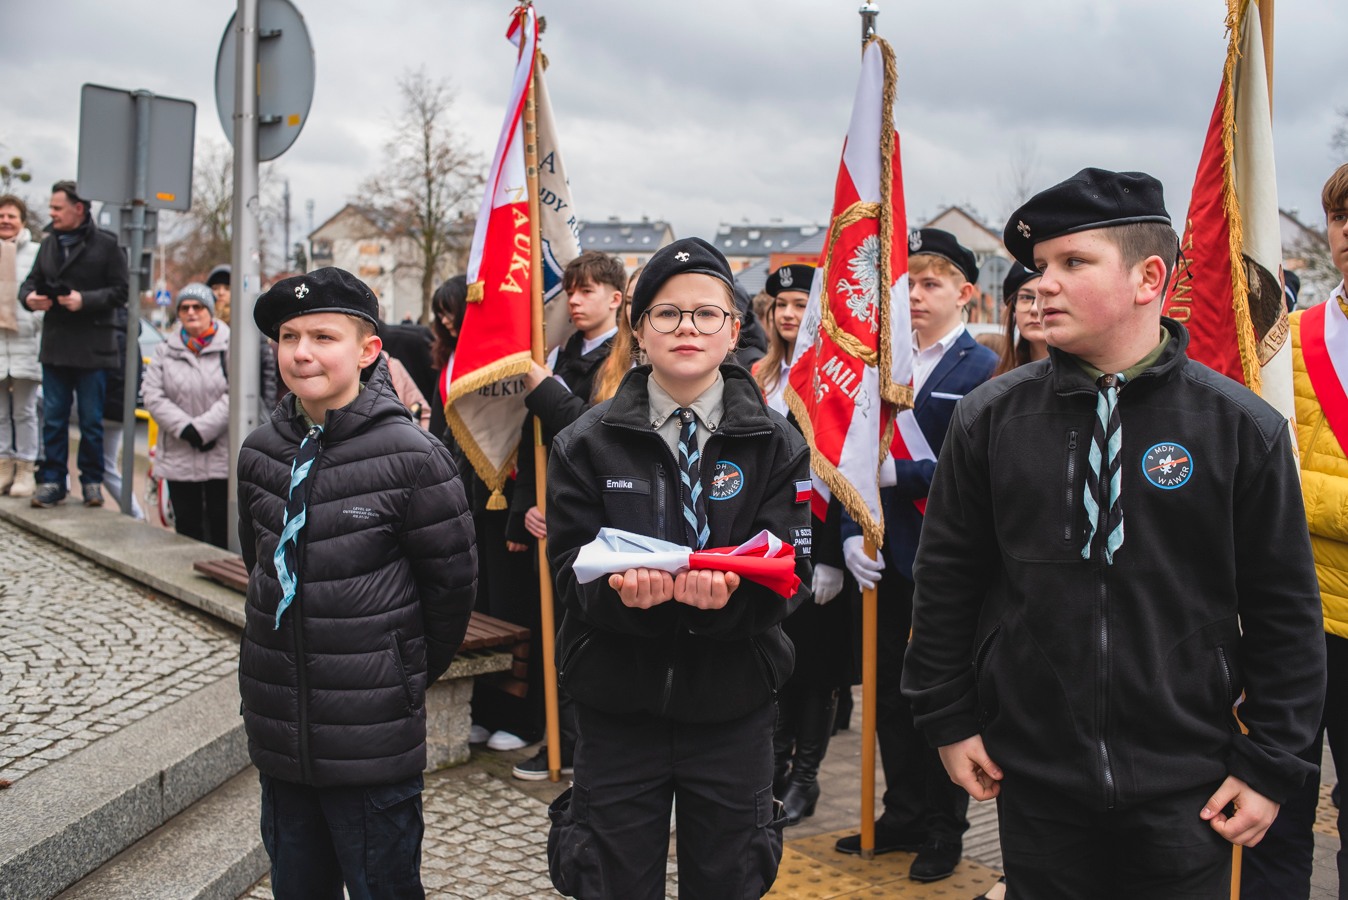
[2,0,1345,258]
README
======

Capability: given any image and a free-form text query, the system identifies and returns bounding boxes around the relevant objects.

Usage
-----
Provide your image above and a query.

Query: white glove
[812,563,844,606]
[842,535,884,591]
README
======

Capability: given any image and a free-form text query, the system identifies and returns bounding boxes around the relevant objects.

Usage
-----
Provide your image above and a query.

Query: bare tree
[162,139,285,287]
[1000,136,1043,221]
[1333,107,1348,159]
[361,68,483,323]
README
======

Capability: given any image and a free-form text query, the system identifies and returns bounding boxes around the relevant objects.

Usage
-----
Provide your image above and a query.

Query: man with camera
[20,180,128,508]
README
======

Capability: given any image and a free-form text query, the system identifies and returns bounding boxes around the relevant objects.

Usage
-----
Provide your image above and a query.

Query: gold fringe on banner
[1220,0,1263,393]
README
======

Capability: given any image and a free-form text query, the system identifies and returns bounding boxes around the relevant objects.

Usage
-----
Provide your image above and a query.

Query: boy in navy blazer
[835,229,997,883]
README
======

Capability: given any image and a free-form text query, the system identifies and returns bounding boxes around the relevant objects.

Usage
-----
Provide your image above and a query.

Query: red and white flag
[572,528,802,599]
[784,36,912,546]
[446,4,581,507]
[1163,0,1292,422]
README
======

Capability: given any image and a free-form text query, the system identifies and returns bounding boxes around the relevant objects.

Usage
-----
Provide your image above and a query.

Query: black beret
[1004,167,1171,269]
[765,263,816,297]
[254,267,382,341]
[908,228,979,284]
[1001,262,1041,304]
[630,237,735,325]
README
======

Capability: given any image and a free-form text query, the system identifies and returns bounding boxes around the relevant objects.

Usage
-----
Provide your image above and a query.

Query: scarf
[0,238,16,334]
[181,321,218,355]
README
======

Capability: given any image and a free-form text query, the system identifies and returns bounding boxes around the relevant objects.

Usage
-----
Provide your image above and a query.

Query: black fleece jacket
[547,364,812,723]
[903,319,1325,808]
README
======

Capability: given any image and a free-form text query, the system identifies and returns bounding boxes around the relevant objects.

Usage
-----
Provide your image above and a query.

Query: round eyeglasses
[643,304,731,335]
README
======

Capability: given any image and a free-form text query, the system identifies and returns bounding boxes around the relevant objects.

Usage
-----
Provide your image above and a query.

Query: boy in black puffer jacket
[237,267,477,900]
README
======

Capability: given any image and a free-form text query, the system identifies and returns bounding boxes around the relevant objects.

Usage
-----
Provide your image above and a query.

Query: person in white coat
[0,194,42,498]
[142,283,230,547]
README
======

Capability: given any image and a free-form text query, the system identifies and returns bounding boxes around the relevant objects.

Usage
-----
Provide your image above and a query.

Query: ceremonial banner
[447,5,580,506]
[1164,0,1292,420]
[785,36,911,546]
[572,528,802,599]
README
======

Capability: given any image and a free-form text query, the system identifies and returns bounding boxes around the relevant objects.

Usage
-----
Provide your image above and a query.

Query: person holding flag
[833,229,997,885]
[902,167,1324,896]
[545,237,812,899]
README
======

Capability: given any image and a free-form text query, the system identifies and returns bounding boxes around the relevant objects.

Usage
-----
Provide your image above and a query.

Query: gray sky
[2,0,1345,259]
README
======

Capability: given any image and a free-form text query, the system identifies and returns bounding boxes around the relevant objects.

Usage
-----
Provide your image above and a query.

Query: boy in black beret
[236,266,478,898]
[832,228,998,882]
[901,168,1324,896]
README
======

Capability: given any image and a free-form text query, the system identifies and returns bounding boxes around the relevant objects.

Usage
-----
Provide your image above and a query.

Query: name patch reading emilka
[600,476,650,494]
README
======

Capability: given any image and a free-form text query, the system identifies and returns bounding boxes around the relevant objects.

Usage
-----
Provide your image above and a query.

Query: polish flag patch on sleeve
[794,480,812,504]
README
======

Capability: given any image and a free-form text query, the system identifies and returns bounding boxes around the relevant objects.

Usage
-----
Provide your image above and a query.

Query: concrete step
[0,675,249,900]
[55,768,265,900]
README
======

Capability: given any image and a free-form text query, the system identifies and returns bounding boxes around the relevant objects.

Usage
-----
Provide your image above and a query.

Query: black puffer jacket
[547,364,812,724]
[20,214,128,369]
[237,359,477,786]
[903,320,1324,807]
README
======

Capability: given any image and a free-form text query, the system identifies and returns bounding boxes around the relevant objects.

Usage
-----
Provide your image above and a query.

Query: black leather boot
[781,687,837,826]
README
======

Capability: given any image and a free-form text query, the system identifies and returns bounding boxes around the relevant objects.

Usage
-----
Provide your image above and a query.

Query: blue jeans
[39,365,106,489]
[259,772,425,900]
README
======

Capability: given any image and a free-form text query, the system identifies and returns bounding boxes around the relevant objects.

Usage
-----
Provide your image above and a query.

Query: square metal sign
[78,84,196,212]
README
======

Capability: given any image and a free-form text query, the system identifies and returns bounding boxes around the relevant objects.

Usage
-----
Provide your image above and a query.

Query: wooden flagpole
[857,0,881,862]
[521,1,564,783]
[1231,2,1274,890]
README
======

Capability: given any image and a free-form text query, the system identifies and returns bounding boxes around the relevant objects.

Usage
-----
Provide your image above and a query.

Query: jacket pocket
[1216,645,1242,729]
[389,630,418,712]
[1063,429,1081,545]
[557,627,598,686]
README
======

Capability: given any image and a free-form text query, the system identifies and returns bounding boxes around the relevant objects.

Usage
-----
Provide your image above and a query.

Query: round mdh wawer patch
[709,460,744,500]
[1141,442,1193,490]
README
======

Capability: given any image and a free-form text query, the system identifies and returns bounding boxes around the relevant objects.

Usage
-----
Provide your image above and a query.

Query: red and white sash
[889,406,936,515]
[1301,289,1348,456]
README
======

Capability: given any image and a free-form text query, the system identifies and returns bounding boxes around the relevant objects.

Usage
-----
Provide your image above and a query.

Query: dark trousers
[877,572,969,841]
[167,479,229,548]
[548,702,784,900]
[1241,630,1346,900]
[39,364,106,488]
[259,772,425,900]
[998,777,1231,900]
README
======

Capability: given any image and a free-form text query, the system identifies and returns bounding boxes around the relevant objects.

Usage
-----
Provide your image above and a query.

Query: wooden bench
[193,555,532,768]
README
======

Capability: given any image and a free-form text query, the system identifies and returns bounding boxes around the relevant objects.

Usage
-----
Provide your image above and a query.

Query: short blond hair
[908,253,968,285]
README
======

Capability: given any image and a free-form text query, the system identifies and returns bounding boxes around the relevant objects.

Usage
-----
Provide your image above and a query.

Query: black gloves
[180,424,216,452]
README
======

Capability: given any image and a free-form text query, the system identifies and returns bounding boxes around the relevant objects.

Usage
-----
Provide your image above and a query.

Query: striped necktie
[273,424,324,629]
[1082,373,1124,565]
[676,408,709,549]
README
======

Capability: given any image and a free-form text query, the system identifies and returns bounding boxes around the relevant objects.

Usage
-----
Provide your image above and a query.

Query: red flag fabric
[1164,0,1292,419]
[446,5,581,507]
[785,36,912,547]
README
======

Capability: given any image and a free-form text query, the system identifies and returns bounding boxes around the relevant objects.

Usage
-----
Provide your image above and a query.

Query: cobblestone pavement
[237,768,680,900]
[0,517,239,784]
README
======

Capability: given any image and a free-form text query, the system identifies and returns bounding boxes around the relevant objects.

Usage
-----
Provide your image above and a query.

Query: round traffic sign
[215,0,315,162]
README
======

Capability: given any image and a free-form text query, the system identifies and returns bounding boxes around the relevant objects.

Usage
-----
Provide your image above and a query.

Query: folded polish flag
[572,528,802,599]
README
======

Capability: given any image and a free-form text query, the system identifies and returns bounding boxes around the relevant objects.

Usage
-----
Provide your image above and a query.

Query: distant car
[136,318,165,409]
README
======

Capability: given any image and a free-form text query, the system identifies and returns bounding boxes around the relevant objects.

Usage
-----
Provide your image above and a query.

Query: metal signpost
[77,84,196,518]
[216,0,314,552]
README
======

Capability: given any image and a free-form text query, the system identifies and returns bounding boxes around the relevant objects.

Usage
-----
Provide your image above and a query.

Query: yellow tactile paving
[769,829,1004,899]
[1315,782,1339,837]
